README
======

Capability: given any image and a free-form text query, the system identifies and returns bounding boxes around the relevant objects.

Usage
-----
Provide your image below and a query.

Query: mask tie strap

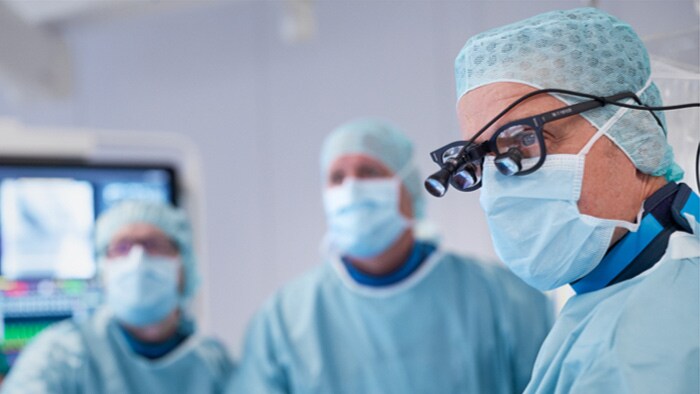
[578,77,653,156]
[392,162,418,224]
[578,105,629,155]
[393,161,415,181]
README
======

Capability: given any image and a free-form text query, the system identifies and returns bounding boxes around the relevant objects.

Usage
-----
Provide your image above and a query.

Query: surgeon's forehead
[328,154,393,173]
[110,222,170,243]
[457,82,567,142]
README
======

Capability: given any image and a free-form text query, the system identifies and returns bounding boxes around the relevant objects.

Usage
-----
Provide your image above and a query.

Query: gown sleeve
[1,321,85,394]
[488,262,555,393]
[226,298,290,394]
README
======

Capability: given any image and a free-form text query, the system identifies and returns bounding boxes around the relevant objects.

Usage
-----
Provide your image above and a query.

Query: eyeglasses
[107,237,179,258]
[425,88,667,197]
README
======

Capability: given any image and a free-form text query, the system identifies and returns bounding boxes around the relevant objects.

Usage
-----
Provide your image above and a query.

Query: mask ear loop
[577,108,644,231]
[578,80,656,232]
[578,104,631,155]
[391,162,420,228]
[393,161,415,181]
[578,78,654,157]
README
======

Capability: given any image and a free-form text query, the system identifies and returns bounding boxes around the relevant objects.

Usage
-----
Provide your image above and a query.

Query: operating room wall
[0,0,697,355]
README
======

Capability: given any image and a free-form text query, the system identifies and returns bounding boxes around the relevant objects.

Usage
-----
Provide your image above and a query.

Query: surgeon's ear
[399,183,414,219]
[178,265,185,294]
[97,258,109,286]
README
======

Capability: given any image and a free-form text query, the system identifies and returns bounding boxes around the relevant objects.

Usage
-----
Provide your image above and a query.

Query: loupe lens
[425,177,447,197]
[425,165,455,197]
[453,170,475,190]
[495,148,523,176]
[496,124,541,173]
[451,163,481,191]
[495,155,521,175]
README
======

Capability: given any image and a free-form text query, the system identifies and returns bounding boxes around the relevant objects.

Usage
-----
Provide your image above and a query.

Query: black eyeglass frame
[430,90,659,192]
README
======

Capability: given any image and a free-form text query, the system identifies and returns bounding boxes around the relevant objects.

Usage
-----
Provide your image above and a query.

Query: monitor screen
[0,158,178,367]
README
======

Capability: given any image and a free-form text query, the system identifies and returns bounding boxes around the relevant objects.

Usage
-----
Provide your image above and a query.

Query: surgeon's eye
[521,133,537,146]
[357,165,386,179]
[329,170,346,186]
[495,123,543,172]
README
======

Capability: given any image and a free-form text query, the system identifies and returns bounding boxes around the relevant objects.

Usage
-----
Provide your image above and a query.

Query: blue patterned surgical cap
[455,7,683,181]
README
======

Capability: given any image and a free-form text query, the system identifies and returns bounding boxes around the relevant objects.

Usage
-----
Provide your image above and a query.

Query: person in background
[2,201,233,394]
[229,119,553,393]
[446,7,699,393]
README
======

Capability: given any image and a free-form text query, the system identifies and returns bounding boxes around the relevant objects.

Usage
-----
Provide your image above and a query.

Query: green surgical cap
[455,7,683,181]
[95,200,200,300]
[320,118,425,219]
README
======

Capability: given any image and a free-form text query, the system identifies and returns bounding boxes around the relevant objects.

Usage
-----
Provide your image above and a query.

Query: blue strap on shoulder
[678,189,699,228]
[571,183,698,295]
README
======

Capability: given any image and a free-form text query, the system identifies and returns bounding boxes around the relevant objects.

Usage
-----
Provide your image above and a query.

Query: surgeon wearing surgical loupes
[229,119,553,394]
[426,8,700,394]
[2,201,234,394]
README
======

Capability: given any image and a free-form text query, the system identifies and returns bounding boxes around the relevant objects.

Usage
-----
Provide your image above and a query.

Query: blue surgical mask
[479,126,641,291]
[103,246,180,327]
[323,177,410,259]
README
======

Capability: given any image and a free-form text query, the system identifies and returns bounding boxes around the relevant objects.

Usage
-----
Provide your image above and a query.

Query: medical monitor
[0,157,178,367]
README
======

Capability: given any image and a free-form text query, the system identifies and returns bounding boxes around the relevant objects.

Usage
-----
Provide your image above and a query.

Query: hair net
[95,200,200,300]
[320,118,426,219]
[455,7,683,181]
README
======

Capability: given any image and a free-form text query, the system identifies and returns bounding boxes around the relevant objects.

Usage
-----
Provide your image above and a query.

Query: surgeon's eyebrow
[357,164,388,178]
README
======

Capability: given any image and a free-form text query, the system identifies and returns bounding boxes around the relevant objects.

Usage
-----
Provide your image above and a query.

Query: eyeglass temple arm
[465,89,651,148]
[535,92,639,126]
[603,92,665,129]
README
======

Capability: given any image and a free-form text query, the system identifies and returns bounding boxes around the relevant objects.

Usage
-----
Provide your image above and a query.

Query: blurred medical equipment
[281,0,317,43]
[425,90,699,197]
[0,159,177,367]
[0,1,71,100]
[0,118,207,370]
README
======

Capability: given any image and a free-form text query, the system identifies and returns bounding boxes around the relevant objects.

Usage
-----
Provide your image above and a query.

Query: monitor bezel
[0,156,180,206]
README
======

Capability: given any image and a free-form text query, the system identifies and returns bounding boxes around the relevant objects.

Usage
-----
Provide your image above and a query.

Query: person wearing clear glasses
[2,201,234,394]
[229,119,553,394]
[427,7,699,393]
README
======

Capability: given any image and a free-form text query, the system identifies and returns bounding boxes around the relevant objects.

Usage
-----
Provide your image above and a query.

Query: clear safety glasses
[425,89,669,197]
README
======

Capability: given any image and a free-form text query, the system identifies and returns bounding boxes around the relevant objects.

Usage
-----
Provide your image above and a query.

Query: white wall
[0,0,697,355]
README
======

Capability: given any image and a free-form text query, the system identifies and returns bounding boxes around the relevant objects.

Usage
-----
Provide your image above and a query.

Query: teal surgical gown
[229,249,553,393]
[524,211,700,393]
[2,308,234,394]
